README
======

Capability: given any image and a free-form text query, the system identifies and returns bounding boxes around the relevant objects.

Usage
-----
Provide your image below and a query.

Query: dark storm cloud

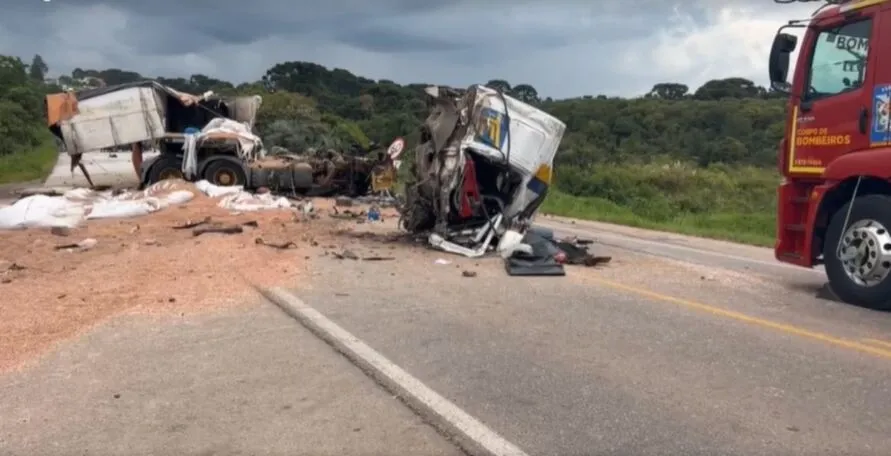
[335,28,467,53]
[0,0,811,97]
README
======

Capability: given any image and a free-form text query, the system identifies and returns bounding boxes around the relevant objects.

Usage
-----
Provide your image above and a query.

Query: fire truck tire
[146,155,184,184]
[823,194,891,310]
[203,159,247,187]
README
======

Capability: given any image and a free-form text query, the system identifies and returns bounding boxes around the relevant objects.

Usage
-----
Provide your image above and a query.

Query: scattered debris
[173,216,212,229]
[54,238,98,252]
[503,228,610,276]
[335,196,354,207]
[462,270,477,277]
[0,261,25,272]
[355,195,399,208]
[193,224,244,236]
[367,206,381,222]
[553,238,612,267]
[334,250,359,260]
[50,226,71,236]
[434,258,451,265]
[505,230,565,276]
[255,237,297,250]
[362,256,395,261]
[330,207,362,220]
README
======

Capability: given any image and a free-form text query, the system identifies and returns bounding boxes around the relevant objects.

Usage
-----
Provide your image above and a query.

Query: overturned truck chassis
[400,85,565,257]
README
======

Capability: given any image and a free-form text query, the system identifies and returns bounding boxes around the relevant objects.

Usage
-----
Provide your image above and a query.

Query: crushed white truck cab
[400,84,566,257]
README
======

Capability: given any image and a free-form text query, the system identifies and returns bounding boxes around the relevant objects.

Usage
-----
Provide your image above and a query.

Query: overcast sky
[0,1,815,98]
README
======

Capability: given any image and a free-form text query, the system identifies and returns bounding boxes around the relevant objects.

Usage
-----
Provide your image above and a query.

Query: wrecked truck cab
[401,84,565,257]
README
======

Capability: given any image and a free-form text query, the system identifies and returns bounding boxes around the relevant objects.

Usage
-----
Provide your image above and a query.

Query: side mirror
[769,33,798,93]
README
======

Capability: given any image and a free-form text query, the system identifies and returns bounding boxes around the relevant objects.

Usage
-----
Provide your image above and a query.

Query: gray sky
[0,1,815,98]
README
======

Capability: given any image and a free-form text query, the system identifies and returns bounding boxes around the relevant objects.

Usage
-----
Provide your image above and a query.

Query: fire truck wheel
[823,194,891,310]
[146,155,184,184]
[203,159,247,187]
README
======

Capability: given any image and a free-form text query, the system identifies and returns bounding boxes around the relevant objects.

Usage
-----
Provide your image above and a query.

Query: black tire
[823,194,891,310]
[203,159,247,187]
[146,155,185,185]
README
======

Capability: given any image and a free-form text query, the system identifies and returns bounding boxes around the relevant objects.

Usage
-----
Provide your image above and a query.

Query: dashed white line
[259,286,529,456]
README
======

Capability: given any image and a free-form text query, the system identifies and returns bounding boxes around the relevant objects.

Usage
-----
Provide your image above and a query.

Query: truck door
[787,10,878,175]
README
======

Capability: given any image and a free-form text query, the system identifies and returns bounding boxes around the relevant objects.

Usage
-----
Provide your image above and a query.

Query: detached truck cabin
[45,80,263,188]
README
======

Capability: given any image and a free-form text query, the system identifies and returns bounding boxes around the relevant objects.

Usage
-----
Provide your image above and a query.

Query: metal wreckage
[44,80,598,269]
[44,80,396,197]
[399,84,572,264]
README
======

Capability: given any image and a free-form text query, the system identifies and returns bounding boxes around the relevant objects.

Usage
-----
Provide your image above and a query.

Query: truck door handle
[860,107,869,134]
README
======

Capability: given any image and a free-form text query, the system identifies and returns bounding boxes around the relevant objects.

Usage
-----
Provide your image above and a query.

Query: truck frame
[46,81,384,197]
[769,0,891,309]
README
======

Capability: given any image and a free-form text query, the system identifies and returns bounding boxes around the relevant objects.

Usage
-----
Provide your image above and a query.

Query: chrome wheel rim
[839,219,891,287]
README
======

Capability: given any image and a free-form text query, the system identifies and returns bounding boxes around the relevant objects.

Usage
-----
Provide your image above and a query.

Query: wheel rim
[839,219,891,287]
[158,169,183,180]
[215,170,234,185]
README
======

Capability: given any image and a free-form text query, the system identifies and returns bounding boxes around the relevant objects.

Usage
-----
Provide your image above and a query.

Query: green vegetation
[0,55,62,183]
[1,56,787,245]
[0,136,58,185]
[540,164,777,247]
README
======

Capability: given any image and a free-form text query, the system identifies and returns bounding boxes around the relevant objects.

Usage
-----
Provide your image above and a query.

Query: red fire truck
[770,0,891,309]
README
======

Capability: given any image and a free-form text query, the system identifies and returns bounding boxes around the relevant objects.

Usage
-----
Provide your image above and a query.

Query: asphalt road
[290,219,891,456]
[0,304,462,456]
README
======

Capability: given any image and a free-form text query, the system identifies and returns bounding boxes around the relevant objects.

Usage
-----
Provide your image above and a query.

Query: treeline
[0,55,59,157]
[30,59,789,169]
[4,55,791,166]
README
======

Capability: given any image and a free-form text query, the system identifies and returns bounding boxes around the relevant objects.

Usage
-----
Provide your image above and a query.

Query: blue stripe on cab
[526,177,548,194]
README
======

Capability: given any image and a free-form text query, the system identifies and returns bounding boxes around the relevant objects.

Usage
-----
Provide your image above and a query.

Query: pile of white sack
[0,180,292,230]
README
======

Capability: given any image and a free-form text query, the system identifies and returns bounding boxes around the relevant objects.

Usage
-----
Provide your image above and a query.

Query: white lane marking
[260,287,529,456]
[537,220,825,274]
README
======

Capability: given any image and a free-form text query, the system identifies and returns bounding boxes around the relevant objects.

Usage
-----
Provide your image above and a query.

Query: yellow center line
[862,338,891,350]
[589,277,891,360]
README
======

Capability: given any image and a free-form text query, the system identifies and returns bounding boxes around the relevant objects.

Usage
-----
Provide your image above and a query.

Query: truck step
[784,224,806,232]
[778,252,803,260]
[791,196,810,204]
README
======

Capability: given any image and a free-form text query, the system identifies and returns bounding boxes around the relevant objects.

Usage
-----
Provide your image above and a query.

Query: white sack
[218,192,291,212]
[0,195,87,229]
[195,179,243,197]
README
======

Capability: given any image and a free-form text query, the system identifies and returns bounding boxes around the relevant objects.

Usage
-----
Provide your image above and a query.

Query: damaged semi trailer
[45,81,381,196]
[400,85,566,257]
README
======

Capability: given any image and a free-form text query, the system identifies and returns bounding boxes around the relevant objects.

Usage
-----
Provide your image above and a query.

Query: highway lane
[534,217,891,338]
[287,222,891,455]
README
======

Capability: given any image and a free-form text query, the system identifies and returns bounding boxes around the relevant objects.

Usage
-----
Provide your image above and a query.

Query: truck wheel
[823,194,891,310]
[203,159,247,187]
[147,155,184,184]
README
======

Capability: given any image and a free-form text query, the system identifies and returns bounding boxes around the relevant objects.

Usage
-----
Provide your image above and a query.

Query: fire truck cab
[769,0,891,309]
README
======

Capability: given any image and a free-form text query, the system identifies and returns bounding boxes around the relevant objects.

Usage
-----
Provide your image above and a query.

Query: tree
[485,79,511,93]
[647,83,688,100]
[694,78,762,100]
[28,54,48,81]
[510,84,539,104]
[0,55,51,157]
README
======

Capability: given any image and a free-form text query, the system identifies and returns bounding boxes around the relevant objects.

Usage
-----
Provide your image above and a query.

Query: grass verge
[540,189,775,247]
[0,138,58,185]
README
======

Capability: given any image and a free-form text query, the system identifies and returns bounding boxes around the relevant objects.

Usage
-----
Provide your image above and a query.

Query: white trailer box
[58,85,166,155]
